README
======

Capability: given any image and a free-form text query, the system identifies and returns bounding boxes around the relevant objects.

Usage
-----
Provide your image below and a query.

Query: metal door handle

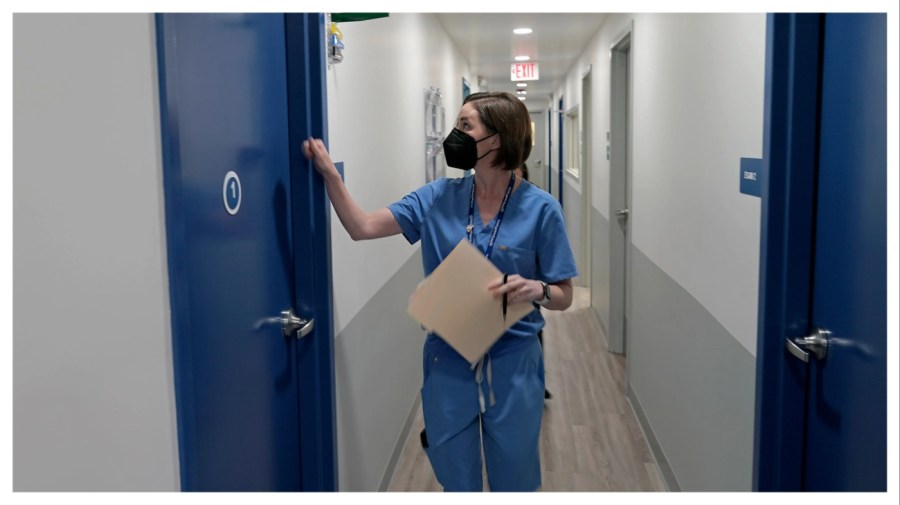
[281,308,314,339]
[785,326,830,362]
[615,208,630,217]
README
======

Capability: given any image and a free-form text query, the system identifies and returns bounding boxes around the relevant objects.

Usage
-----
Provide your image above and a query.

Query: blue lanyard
[467,172,516,259]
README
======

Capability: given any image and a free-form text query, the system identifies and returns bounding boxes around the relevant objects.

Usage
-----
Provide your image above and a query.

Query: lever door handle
[281,308,314,339]
[615,208,630,217]
[785,326,830,362]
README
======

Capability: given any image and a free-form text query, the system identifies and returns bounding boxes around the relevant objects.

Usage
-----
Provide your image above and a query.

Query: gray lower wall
[334,249,426,491]
[590,207,610,338]
[627,245,755,491]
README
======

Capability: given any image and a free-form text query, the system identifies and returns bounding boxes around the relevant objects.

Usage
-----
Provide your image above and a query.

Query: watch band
[537,281,551,306]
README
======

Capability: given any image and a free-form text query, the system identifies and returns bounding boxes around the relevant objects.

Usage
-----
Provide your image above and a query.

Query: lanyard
[467,171,516,260]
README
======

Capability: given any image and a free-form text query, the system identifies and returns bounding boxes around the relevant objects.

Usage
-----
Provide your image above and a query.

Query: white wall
[13,14,180,490]
[325,13,476,490]
[629,14,764,354]
[327,14,475,335]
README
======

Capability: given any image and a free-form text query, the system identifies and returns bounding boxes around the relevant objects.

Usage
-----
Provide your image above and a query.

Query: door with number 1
[156,13,336,490]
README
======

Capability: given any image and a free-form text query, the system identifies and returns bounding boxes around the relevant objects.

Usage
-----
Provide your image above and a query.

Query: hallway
[388,287,667,491]
[12,11,891,494]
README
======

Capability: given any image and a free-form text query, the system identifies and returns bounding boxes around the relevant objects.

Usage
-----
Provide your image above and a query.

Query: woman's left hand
[488,274,539,305]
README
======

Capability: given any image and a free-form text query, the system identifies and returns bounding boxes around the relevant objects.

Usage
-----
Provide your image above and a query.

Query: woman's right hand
[301,136,403,241]
[302,137,339,180]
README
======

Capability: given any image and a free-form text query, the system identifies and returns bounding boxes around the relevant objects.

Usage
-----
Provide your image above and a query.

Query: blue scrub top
[388,174,578,346]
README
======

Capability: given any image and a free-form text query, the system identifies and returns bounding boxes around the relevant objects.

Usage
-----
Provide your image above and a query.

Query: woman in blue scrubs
[303,91,577,491]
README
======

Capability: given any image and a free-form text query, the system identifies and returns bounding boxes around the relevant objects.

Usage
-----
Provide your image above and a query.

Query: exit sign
[510,62,540,81]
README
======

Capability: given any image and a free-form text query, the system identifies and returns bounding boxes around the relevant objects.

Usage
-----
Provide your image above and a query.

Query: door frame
[547,109,553,196]
[752,14,823,491]
[285,13,338,491]
[155,13,337,491]
[558,96,565,207]
[581,67,593,291]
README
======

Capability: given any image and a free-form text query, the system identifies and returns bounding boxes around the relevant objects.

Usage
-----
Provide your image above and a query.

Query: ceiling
[435,13,608,108]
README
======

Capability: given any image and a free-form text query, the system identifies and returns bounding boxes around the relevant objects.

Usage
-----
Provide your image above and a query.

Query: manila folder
[407,239,534,365]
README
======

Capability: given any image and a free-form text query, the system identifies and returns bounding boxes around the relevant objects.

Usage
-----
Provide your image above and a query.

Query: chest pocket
[492,245,537,280]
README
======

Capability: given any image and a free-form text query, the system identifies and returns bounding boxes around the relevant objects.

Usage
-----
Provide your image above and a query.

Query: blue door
[802,13,886,491]
[754,13,886,491]
[156,13,336,491]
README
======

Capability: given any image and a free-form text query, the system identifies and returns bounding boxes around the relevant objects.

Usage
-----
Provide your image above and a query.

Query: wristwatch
[537,281,551,306]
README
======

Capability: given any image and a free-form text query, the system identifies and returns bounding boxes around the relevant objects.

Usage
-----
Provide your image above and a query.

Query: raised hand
[302,137,339,180]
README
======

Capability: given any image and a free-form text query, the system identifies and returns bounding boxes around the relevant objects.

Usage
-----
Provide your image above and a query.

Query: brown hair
[463,91,532,170]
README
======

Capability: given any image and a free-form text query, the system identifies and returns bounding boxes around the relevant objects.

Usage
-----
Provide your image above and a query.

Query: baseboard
[378,394,421,491]
[627,383,680,492]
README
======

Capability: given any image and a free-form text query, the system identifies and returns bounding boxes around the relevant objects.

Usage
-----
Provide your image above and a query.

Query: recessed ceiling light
[516,82,527,88]
[514,55,530,62]
[517,90,527,95]
[518,96,526,101]
[513,27,533,35]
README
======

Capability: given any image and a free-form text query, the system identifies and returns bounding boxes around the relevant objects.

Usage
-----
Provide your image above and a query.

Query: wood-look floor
[387,287,667,492]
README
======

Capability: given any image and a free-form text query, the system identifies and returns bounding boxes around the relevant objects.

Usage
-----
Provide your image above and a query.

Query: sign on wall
[739,158,761,197]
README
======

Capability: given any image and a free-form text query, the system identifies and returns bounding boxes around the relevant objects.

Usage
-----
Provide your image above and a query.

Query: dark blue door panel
[284,13,338,491]
[754,13,887,492]
[157,14,301,490]
[753,14,822,491]
[805,13,886,491]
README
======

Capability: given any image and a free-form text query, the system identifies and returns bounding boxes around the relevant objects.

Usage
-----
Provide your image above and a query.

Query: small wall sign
[223,171,242,215]
[740,158,762,197]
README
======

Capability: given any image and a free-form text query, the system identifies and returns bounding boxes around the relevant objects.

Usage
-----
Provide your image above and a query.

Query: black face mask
[442,128,497,169]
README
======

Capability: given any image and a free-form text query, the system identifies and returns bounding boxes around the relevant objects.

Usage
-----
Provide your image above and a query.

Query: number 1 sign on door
[223,170,242,215]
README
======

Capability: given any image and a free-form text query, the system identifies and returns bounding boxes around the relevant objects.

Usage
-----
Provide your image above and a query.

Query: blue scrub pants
[421,335,544,491]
